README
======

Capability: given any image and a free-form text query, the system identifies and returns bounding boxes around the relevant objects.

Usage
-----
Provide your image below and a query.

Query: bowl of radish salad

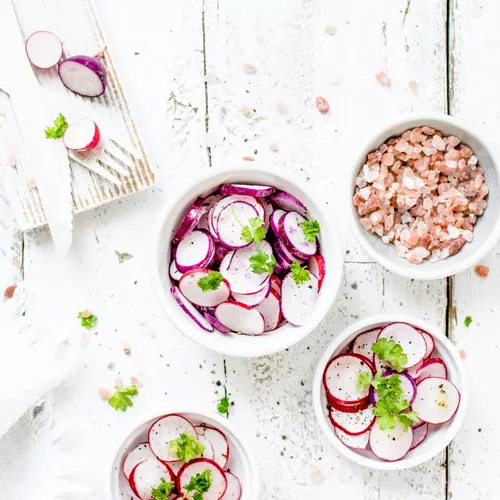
[313,315,468,470]
[111,410,259,499]
[152,165,343,357]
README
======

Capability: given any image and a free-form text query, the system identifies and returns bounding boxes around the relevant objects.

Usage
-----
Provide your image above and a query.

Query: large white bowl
[151,164,344,358]
[313,314,468,470]
[110,408,260,499]
[348,113,500,279]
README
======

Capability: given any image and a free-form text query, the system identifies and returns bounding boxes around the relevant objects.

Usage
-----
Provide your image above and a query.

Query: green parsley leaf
[290,262,311,285]
[299,220,320,243]
[108,385,138,412]
[184,469,213,498]
[356,371,373,392]
[217,396,231,416]
[249,250,276,275]
[77,311,98,329]
[44,113,68,139]
[151,477,175,500]
[397,411,419,431]
[241,217,266,244]
[371,337,408,372]
[168,433,205,463]
[197,272,224,292]
[464,316,472,328]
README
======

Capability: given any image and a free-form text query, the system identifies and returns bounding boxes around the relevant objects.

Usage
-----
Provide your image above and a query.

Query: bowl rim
[150,163,345,357]
[347,112,500,280]
[312,314,469,471]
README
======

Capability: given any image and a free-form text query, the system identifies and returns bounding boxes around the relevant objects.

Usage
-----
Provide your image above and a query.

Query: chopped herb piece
[197,272,224,292]
[78,311,98,329]
[356,371,373,391]
[217,396,231,415]
[249,250,276,275]
[184,469,213,500]
[241,217,266,244]
[299,220,320,243]
[108,385,138,412]
[151,477,175,500]
[371,337,408,372]
[44,113,68,139]
[464,316,472,328]
[168,433,205,463]
[290,262,311,285]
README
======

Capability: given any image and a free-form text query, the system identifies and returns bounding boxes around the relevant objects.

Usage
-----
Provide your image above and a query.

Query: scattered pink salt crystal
[220,105,227,114]
[276,100,287,114]
[204,71,217,84]
[408,80,417,93]
[115,375,124,388]
[107,362,115,371]
[244,63,256,74]
[421,126,435,135]
[432,135,446,151]
[98,387,113,400]
[311,469,325,484]
[324,24,337,35]
[315,96,330,114]
[240,105,250,116]
[375,71,391,87]
[131,376,143,387]
[123,344,132,356]
[242,156,255,161]
[475,265,489,278]
[7,153,16,167]
[459,349,467,360]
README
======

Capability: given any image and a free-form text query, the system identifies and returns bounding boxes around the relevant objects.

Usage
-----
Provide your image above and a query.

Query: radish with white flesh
[378,323,427,369]
[256,288,282,331]
[220,183,275,197]
[232,278,270,307]
[369,371,416,405]
[171,286,214,332]
[58,55,107,97]
[269,209,286,236]
[307,253,326,290]
[214,301,265,335]
[323,354,374,404]
[278,211,317,259]
[412,377,460,424]
[260,198,273,232]
[352,328,381,359]
[203,312,231,333]
[63,118,100,151]
[212,195,265,227]
[173,200,206,244]
[216,201,259,248]
[415,358,447,382]
[176,230,215,273]
[281,271,318,327]
[195,432,215,461]
[122,442,155,480]
[202,194,223,212]
[334,427,369,450]
[420,330,435,359]
[219,250,235,273]
[329,404,375,436]
[405,359,424,379]
[169,260,183,281]
[275,238,306,265]
[270,275,282,294]
[329,397,370,414]
[25,31,62,69]
[410,423,429,451]
[273,243,291,271]
[369,419,413,462]
[221,472,242,500]
[129,459,175,500]
[148,414,198,463]
[179,269,230,307]
[194,426,230,469]
[269,190,308,218]
[197,212,210,232]
[411,415,425,429]
[176,458,227,500]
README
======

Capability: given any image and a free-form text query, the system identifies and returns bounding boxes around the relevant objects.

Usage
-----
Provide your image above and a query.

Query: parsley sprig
[290,262,311,285]
[108,385,138,412]
[241,217,266,244]
[249,250,276,275]
[197,272,224,292]
[169,433,205,463]
[371,337,408,372]
[184,469,213,500]
[300,220,320,243]
[78,310,98,329]
[44,113,68,139]
[151,477,175,500]
[217,396,231,416]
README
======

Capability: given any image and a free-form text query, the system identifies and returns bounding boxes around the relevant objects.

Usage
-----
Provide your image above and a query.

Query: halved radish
[220,184,275,197]
[149,414,198,463]
[277,211,317,259]
[173,200,206,244]
[221,472,242,499]
[328,397,370,414]
[123,442,155,480]
[269,209,286,236]
[334,427,369,450]
[176,458,227,499]
[329,404,375,436]
[25,31,62,69]
[169,260,183,281]
[214,301,265,335]
[412,377,460,424]
[232,278,270,307]
[369,371,416,405]
[281,272,318,327]
[410,422,428,451]
[176,230,215,273]
[194,426,230,469]
[170,286,214,332]
[307,254,326,290]
[378,323,427,369]
[269,190,308,218]
[415,358,447,383]
[420,330,435,360]
[369,419,413,462]
[352,328,381,360]
[204,313,231,333]
[58,55,108,97]
[256,288,282,331]
[270,275,282,294]
[63,118,100,151]
[129,459,175,500]
[216,201,259,249]
[179,269,230,307]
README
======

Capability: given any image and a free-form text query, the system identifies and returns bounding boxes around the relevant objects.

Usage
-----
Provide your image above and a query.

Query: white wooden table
[1,0,498,498]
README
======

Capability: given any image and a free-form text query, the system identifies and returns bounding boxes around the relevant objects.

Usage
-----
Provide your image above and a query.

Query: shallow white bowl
[151,164,344,358]
[348,113,500,279]
[110,408,260,499]
[313,314,468,470]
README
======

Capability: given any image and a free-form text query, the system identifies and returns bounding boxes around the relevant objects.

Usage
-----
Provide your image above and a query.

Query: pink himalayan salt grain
[315,96,330,113]
[107,362,115,371]
[131,376,143,387]
[409,80,417,93]
[311,469,325,484]
[240,105,250,116]
[325,24,337,35]
[244,63,256,74]
[98,387,113,400]
[475,265,489,278]
[375,71,391,87]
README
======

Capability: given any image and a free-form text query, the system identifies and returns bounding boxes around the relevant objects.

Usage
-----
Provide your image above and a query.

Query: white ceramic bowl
[110,408,260,499]
[313,314,468,470]
[151,164,344,357]
[348,113,500,279]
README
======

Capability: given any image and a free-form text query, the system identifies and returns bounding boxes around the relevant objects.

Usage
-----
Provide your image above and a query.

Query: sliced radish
[378,323,427,369]
[328,397,370,414]
[352,328,381,360]
[260,198,273,231]
[370,371,416,405]
[307,253,326,290]
[329,404,375,436]
[415,358,447,383]
[213,244,231,266]
[58,55,107,97]
[323,354,374,404]
[203,312,231,333]
[256,288,282,331]
[168,460,184,476]
[212,195,265,226]
[412,377,460,424]
[220,183,275,197]
[63,118,100,151]
[216,201,259,249]
[169,260,183,281]
[369,419,413,462]
[195,432,215,461]
[219,250,235,273]
[177,458,227,500]
[173,200,206,244]
[202,194,223,212]
[214,301,265,335]
[123,442,155,480]
[269,190,308,218]
[281,272,318,327]
[221,472,242,499]
[269,209,286,236]
[405,359,424,379]
[420,330,435,359]
[278,211,317,259]
[410,423,429,450]
[334,427,369,450]
[197,212,211,232]
[149,414,198,463]
[411,415,426,429]
[270,274,282,294]
[171,286,214,332]
[232,278,270,307]
[176,230,215,273]
[179,269,230,307]
[194,426,230,469]
[273,242,291,272]
[129,459,175,500]
[275,238,306,265]
[25,31,62,69]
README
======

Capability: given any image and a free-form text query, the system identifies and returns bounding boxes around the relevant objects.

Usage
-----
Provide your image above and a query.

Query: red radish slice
[221,472,242,499]
[323,354,374,404]
[179,269,230,307]
[256,288,282,331]
[220,183,275,197]
[204,312,231,333]
[405,359,424,379]
[122,442,155,480]
[149,414,198,462]
[173,200,206,244]
[216,201,259,249]
[370,419,413,462]
[270,209,286,235]
[278,211,317,259]
[334,427,369,450]
[420,330,435,359]
[412,377,460,424]
[169,260,183,281]
[369,371,416,405]
[63,118,100,151]
[195,432,215,461]
[215,301,265,335]
[273,242,291,271]
[415,358,447,383]
[171,286,214,332]
[202,194,223,212]
[58,55,107,97]
[352,328,381,360]
[275,238,306,265]
[25,31,62,69]
[281,272,318,327]
[232,279,270,307]
[129,459,175,500]
[378,323,427,368]
[219,250,235,272]
[307,253,326,290]
[411,415,425,429]
[329,405,375,436]
[176,230,215,273]
[168,460,184,476]
[269,190,308,218]
[410,423,428,451]
[177,458,227,500]
[194,426,230,469]
[270,275,282,294]
[329,396,370,413]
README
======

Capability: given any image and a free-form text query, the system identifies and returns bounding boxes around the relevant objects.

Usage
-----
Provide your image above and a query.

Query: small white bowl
[151,163,344,358]
[110,408,260,499]
[348,113,500,279]
[313,314,468,471]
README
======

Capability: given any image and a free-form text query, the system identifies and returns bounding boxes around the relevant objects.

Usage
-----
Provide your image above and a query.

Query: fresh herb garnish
[356,371,374,391]
[300,220,320,243]
[44,113,68,139]
[241,217,266,244]
[371,337,408,372]
[290,262,311,285]
[217,396,231,416]
[184,469,213,500]
[78,311,98,329]
[249,250,276,275]
[108,385,138,412]
[151,477,175,500]
[464,316,472,328]
[197,272,224,292]
[168,433,205,463]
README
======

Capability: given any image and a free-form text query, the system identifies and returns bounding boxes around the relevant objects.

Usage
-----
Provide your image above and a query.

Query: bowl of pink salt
[349,113,500,280]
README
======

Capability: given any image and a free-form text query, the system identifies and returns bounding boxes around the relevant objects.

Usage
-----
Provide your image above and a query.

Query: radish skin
[63,118,100,151]
[58,55,107,97]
